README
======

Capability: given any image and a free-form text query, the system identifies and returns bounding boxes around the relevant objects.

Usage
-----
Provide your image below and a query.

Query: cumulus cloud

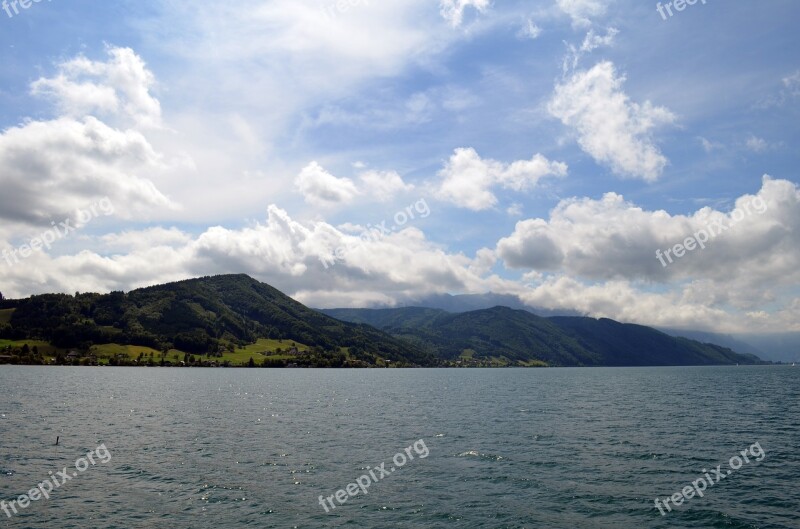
[0,47,179,232]
[1,178,797,333]
[295,162,361,206]
[0,117,175,227]
[497,177,800,309]
[548,62,675,181]
[359,170,415,201]
[435,148,568,211]
[0,204,513,310]
[440,0,491,27]
[295,162,415,206]
[31,47,162,129]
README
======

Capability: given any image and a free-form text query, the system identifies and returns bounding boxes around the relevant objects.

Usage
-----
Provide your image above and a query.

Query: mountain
[325,306,593,365]
[399,292,583,317]
[659,328,766,358]
[1,275,767,368]
[321,306,764,367]
[0,274,432,367]
[550,317,762,366]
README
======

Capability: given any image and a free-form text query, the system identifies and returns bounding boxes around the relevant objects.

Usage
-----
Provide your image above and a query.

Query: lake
[0,366,797,528]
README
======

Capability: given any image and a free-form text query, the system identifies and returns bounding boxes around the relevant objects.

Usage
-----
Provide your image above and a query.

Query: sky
[0,0,798,334]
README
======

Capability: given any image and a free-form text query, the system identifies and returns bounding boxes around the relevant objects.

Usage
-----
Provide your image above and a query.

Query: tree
[248,357,255,368]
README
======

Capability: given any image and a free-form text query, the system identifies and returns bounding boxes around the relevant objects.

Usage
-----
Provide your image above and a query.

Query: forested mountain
[322,306,764,367]
[1,275,764,367]
[0,275,432,366]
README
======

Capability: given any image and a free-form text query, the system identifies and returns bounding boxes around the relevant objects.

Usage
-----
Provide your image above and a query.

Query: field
[85,338,313,365]
[1,337,356,366]
[0,339,62,356]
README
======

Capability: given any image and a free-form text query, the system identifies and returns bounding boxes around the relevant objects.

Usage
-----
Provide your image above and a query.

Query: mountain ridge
[320,305,764,367]
[0,275,766,367]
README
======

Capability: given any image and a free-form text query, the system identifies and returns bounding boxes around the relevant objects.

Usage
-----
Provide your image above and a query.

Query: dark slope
[550,317,761,366]
[322,306,763,366]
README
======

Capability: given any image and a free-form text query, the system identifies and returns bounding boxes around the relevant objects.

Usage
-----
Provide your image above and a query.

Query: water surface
[0,366,797,528]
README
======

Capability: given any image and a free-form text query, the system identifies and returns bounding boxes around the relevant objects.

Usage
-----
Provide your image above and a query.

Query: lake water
[0,366,797,528]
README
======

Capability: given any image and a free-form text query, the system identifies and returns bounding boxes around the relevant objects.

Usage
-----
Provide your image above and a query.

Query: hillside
[0,275,766,368]
[322,306,764,367]
[0,275,432,367]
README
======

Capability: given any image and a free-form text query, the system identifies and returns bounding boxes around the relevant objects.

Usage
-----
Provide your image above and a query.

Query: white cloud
[0,116,176,230]
[31,47,162,129]
[548,61,675,181]
[101,227,192,251]
[490,177,800,332]
[556,0,610,27]
[507,203,524,217]
[439,0,491,27]
[435,148,568,211]
[359,170,414,202]
[0,46,180,238]
[563,27,618,74]
[497,176,800,296]
[580,27,618,52]
[517,18,542,40]
[2,177,797,333]
[0,204,515,310]
[295,162,361,207]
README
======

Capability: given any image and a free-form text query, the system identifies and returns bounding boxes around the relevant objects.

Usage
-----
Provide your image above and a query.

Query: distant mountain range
[0,275,767,367]
[320,306,763,367]
[392,292,795,363]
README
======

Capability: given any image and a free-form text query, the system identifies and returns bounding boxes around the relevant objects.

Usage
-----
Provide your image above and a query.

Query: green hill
[0,274,432,367]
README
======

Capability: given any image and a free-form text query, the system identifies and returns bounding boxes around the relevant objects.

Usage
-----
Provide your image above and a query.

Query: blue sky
[0,0,798,333]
